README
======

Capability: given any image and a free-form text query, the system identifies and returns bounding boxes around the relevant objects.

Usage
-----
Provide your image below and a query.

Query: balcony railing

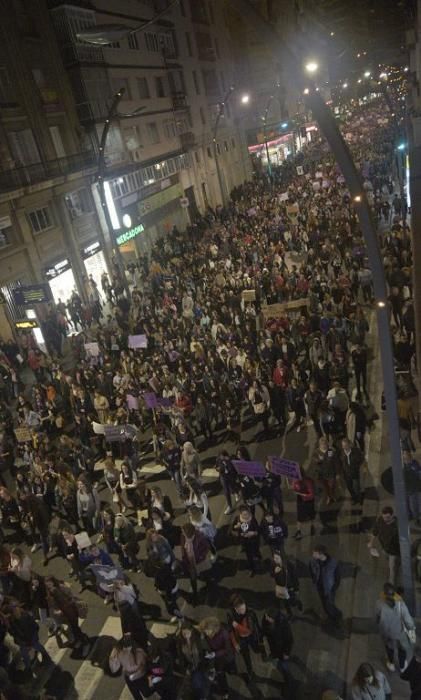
[172,92,187,110]
[0,152,97,193]
[179,131,196,150]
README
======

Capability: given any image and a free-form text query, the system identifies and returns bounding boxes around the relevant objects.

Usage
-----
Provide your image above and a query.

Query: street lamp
[76,0,180,44]
[364,71,372,78]
[241,93,250,104]
[342,83,348,89]
[305,61,319,74]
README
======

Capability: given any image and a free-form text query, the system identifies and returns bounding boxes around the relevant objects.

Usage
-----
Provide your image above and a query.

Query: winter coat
[309,556,340,595]
[375,594,415,644]
[351,670,391,700]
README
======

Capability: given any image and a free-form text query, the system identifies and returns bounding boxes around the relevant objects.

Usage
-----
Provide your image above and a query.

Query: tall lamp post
[227,0,415,613]
[212,88,250,205]
[97,88,145,296]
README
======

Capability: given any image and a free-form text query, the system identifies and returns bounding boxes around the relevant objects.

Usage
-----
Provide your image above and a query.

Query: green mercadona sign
[116,224,144,246]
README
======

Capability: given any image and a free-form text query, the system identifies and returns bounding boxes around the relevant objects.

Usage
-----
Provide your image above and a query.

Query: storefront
[248,133,295,170]
[81,242,108,295]
[45,258,77,305]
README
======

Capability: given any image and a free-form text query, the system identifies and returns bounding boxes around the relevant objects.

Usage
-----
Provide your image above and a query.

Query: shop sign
[12,284,52,305]
[45,259,71,280]
[116,224,145,247]
[82,242,101,259]
[138,183,183,217]
[15,319,39,329]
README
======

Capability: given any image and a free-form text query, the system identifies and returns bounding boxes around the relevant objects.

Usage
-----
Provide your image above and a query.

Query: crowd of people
[0,97,419,700]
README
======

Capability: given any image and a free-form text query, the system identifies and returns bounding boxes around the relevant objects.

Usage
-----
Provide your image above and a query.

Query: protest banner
[126,394,139,411]
[143,392,159,409]
[14,427,32,443]
[157,396,173,408]
[75,532,91,550]
[232,459,266,478]
[296,166,304,175]
[269,456,301,480]
[104,425,126,443]
[278,192,289,202]
[242,289,256,303]
[84,342,100,357]
[261,298,310,320]
[128,334,147,349]
[90,564,125,592]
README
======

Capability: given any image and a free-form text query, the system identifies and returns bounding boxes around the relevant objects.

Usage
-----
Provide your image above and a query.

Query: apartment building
[49,0,252,262]
[0,0,109,340]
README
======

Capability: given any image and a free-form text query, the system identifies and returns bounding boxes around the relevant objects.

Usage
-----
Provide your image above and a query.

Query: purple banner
[128,334,147,349]
[143,392,159,409]
[157,396,173,408]
[232,459,266,478]
[126,394,139,411]
[269,456,301,480]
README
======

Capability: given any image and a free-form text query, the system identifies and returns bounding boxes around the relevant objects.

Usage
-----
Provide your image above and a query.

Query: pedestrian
[402,450,421,524]
[292,470,316,540]
[367,506,400,585]
[176,622,208,699]
[215,449,239,515]
[375,582,416,672]
[309,544,342,626]
[351,663,391,700]
[153,560,183,622]
[272,550,302,617]
[180,522,210,604]
[400,644,421,699]
[227,593,262,677]
[338,438,365,505]
[114,513,141,572]
[76,477,100,535]
[199,616,235,700]
[260,511,288,556]
[313,437,340,505]
[45,576,91,656]
[261,607,294,687]
[231,505,261,576]
[189,505,217,558]
[109,635,148,700]
[5,603,52,676]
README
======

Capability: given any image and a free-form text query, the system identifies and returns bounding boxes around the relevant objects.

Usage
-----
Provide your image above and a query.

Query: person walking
[351,663,391,700]
[262,608,294,689]
[109,635,148,700]
[231,506,261,576]
[309,544,342,626]
[338,438,365,505]
[367,506,400,585]
[400,644,421,699]
[375,582,416,672]
[292,471,316,540]
[227,594,262,678]
[180,522,210,604]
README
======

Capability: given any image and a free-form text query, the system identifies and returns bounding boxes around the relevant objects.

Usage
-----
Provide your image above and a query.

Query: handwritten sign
[143,392,159,410]
[127,394,139,411]
[232,459,266,478]
[104,425,126,443]
[261,298,310,320]
[296,166,304,175]
[14,427,32,443]
[269,456,301,480]
[128,334,147,349]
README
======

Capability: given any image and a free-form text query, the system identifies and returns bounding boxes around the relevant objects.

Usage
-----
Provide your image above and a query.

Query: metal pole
[97,88,130,297]
[408,140,421,448]
[306,88,415,614]
[212,86,235,206]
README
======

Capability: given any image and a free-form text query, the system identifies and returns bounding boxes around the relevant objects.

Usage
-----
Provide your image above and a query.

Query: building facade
[0,0,108,340]
[49,0,252,262]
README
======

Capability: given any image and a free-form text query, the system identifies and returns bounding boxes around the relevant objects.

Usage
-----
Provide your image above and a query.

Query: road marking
[66,616,122,700]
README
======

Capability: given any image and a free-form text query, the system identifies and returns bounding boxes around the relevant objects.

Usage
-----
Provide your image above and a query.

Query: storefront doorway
[81,242,108,298]
[45,259,77,305]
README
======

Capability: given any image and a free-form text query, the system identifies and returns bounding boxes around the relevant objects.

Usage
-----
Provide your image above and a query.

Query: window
[0,67,16,104]
[163,119,176,139]
[109,41,120,49]
[128,33,139,49]
[199,107,206,125]
[28,206,52,233]
[190,0,208,23]
[64,188,92,218]
[146,122,160,144]
[32,68,46,88]
[110,78,131,99]
[195,32,214,60]
[194,151,201,164]
[224,140,229,152]
[207,146,213,158]
[202,68,219,96]
[145,32,159,52]
[49,126,65,159]
[180,0,185,15]
[155,76,166,97]
[185,32,192,56]
[160,33,175,56]
[0,220,11,248]
[192,70,200,95]
[214,37,220,58]
[137,77,150,99]
[216,143,221,155]
[231,137,236,148]
[208,1,215,23]
[9,129,40,165]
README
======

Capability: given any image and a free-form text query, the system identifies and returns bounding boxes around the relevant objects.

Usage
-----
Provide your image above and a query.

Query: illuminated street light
[342,83,348,89]
[397,143,406,151]
[330,31,335,36]
[241,93,250,104]
[364,71,371,78]
[305,61,319,74]
[357,79,362,84]
[303,88,310,95]
[354,195,362,202]
[379,72,388,79]
[281,122,288,128]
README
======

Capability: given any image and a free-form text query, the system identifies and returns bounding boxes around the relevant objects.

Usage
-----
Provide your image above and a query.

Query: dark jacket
[401,656,421,699]
[339,446,364,478]
[262,612,293,658]
[309,555,340,595]
[260,516,288,547]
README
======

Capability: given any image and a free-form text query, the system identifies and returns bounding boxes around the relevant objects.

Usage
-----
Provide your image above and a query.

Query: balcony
[62,43,105,66]
[179,132,196,150]
[197,47,216,62]
[172,91,187,110]
[0,152,97,193]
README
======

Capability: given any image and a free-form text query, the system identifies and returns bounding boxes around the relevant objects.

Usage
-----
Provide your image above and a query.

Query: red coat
[181,531,209,570]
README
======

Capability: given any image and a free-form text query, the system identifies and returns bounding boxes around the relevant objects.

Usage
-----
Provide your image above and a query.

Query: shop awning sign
[12,284,52,305]
[15,319,39,329]
[116,224,144,246]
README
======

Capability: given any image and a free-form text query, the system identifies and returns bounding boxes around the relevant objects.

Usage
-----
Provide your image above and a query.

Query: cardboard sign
[312,181,320,191]
[128,334,147,349]
[269,456,301,480]
[232,459,266,478]
[296,166,304,175]
[84,342,100,357]
[242,289,256,302]
[14,427,32,443]
[92,421,105,435]
[127,394,139,411]
[75,531,91,550]
[90,564,125,590]
[261,298,310,320]
[143,392,159,409]
[278,193,289,202]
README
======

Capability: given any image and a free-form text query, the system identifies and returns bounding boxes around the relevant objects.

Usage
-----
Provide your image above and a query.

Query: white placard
[75,531,91,550]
